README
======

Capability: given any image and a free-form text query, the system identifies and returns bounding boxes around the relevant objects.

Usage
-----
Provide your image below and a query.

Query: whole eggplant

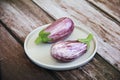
[51,34,93,62]
[35,17,74,44]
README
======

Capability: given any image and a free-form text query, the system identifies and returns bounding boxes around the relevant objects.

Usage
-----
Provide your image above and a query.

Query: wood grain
[0,24,56,80]
[0,0,54,42]
[0,0,120,80]
[87,0,120,22]
[54,55,120,80]
[33,0,120,71]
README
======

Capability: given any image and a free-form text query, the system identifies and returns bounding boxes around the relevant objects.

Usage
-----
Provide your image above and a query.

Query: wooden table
[0,0,120,80]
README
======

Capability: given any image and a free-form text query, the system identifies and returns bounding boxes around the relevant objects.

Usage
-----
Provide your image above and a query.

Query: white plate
[24,24,97,70]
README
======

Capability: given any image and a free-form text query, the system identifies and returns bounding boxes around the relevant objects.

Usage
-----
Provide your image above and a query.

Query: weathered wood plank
[0,0,54,42]
[87,0,120,22]
[0,24,55,80]
[0,0,120,80]
[54,55,120,80]
[33,0,120,71]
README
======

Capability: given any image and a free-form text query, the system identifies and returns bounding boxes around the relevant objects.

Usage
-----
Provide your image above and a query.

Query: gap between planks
[0,20,23,46]
[32,0,56,21]
[86,0,120,26]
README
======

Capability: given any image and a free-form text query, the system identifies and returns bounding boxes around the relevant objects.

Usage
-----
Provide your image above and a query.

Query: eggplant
[51,34,93,62]
[35,17,74,44]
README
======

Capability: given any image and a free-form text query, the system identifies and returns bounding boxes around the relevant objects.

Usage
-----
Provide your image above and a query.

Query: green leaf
[78,34,93,48]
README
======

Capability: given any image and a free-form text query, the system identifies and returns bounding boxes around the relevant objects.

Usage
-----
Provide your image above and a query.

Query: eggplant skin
[51,41,87,62]
[45,17,74,42]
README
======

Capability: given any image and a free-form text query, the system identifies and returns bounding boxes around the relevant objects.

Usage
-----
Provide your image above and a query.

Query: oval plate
[24,24,97,70]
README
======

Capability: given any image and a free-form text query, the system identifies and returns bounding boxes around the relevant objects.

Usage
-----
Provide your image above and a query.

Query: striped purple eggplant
[35,17,74,44]
[51,34,93,62]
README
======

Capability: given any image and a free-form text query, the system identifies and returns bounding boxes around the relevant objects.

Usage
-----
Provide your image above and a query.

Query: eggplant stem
[35,30,51,44]
[78,34,93,47]
[35,36,42,44]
